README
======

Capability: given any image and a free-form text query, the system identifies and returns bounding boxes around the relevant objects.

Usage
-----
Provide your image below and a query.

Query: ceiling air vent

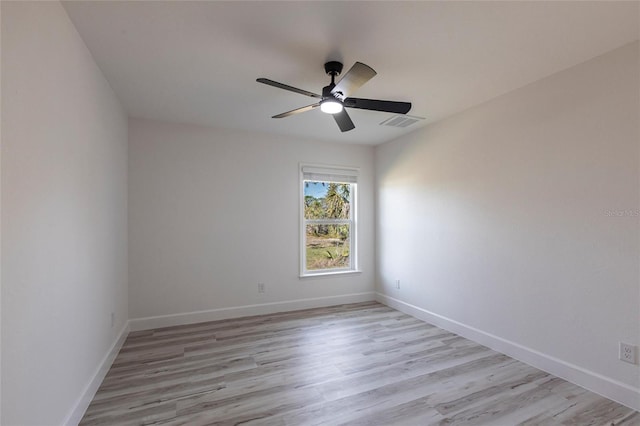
[380,115,425,128]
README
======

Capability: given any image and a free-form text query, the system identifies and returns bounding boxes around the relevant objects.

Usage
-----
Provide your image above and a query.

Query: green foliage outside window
[304,182,352,270]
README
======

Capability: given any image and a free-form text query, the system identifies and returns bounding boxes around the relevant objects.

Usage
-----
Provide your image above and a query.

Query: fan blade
[333,109,355,132]
[344,98,411,114]
[272,103,320,118]
[330,62,376,100]
[257,78,321,99]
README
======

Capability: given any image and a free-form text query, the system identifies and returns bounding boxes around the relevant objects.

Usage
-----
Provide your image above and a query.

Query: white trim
[299,270,362,279]
[130,292,376,332]
[301,166,359,177]
[63,321,130,426]
[375,292,640,411]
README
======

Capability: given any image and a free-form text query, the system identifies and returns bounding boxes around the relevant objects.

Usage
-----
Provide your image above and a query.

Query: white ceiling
[62,1,639,145]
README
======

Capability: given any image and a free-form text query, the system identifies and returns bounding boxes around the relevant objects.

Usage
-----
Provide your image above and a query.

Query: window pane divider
[304,219,351,225]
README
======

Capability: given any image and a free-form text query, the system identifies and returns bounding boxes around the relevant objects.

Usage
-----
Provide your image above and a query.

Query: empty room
[1,1,639,425]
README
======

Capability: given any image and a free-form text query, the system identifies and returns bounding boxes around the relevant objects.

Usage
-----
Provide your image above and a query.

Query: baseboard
[63,321,130,426]
[376,292,640,412]
[129,292,376,332]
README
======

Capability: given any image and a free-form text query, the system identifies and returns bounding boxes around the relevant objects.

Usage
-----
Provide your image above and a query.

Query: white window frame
[300,163,359,277]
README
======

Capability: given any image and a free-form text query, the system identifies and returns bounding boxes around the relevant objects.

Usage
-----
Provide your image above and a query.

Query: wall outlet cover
[620,342,637,364]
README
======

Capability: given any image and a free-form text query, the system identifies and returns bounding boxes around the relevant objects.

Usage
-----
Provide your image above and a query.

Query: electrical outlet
[620,342,637,364]
[110,312,115,328]
[395,279,400,289]
[258,283,265,293]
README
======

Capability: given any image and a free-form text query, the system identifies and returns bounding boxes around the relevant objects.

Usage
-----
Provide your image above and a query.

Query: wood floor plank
[261,355,515,426]
[80,302,638,425]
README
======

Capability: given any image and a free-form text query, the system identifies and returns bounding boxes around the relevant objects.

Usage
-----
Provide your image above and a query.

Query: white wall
[376,42,639,407]
[129,119,375,322]
[1,2,128,425]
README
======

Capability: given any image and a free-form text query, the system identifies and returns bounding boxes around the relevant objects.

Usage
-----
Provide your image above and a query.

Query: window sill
[299,270,362,279]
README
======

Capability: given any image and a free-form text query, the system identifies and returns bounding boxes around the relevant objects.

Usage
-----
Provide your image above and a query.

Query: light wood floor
[80,302,639,425]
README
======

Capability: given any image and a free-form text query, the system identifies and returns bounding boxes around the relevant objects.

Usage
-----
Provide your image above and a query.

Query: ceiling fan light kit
[320,99,343,114]
[257,61,412,132]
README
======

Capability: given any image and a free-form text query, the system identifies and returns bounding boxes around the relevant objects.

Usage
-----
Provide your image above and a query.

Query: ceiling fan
[257,61,411,132]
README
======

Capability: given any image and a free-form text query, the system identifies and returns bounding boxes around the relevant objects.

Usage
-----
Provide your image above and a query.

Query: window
[300,165,358,276]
